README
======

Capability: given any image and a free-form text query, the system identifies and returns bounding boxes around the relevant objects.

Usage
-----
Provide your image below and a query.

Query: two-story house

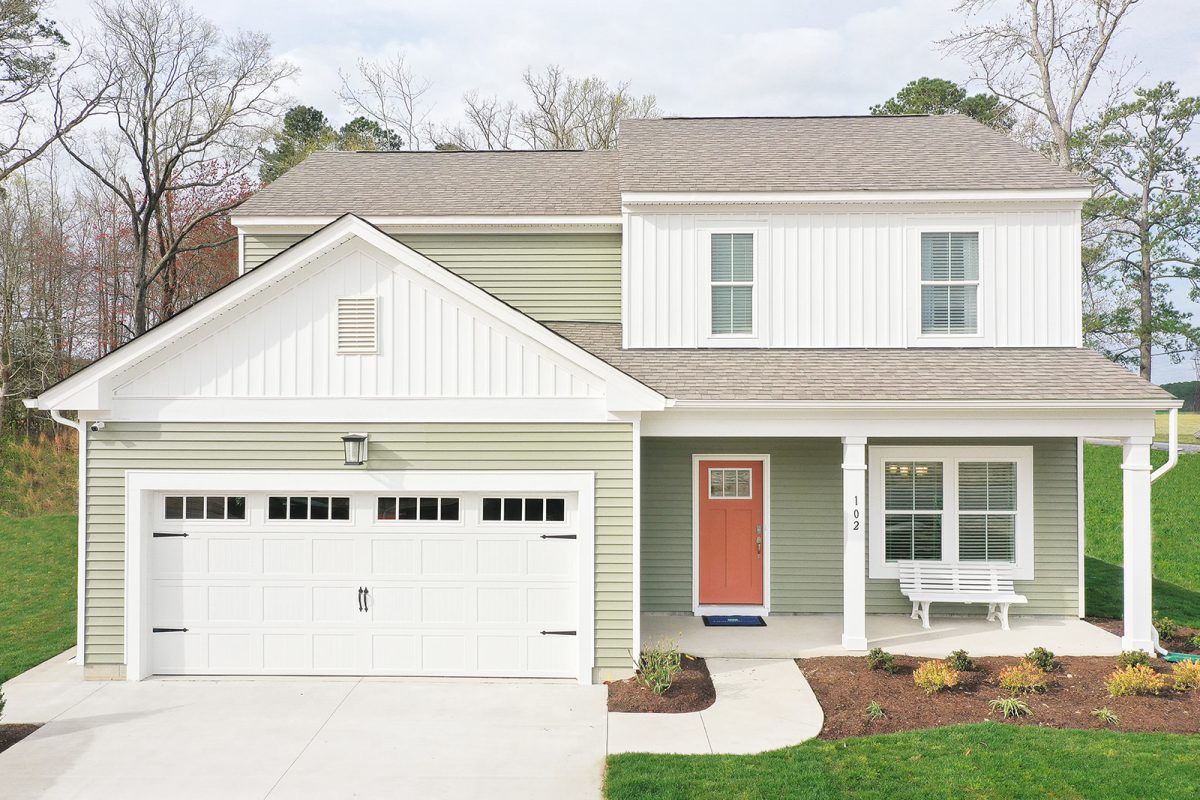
[32,115,1179,685]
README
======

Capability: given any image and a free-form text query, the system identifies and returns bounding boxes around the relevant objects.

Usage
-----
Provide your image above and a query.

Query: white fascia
[621,188,1093,208]
[230,214,623,233]
[35,214,665,414]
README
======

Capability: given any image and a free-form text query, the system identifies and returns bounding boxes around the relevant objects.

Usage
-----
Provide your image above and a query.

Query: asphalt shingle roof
[617,116,1090,193]
[237,149,620,216]
[548,322,1172,402]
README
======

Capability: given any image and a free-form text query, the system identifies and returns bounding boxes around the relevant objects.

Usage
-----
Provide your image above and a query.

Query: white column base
[841,634,869,652]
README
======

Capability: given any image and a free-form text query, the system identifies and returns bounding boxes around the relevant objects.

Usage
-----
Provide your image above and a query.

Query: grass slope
[1084,444,1200,612]
[0,514,76,684]
[0,436,77,518]
[605,724,1200,800]
[1156,411,1200,443]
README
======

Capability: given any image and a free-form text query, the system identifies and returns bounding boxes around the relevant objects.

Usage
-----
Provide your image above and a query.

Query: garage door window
[268,496,351,521]
[482,497,566,522]
[377,496,460,522]
[164,495,246,521]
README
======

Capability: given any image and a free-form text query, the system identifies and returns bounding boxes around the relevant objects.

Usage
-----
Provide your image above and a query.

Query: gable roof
[33,216,663,412]
[548,322,1175,404]
[617,115,1090,193]
[236,150,620,217]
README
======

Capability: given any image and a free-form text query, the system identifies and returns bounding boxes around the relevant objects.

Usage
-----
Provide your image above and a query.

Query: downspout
[50,408,82,432]
[1149,407,1179,657]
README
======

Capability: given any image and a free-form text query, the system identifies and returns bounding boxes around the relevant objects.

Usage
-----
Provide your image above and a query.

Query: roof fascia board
[667,398,1180,410]
[231,214,623,231]
[621,188,1092,207]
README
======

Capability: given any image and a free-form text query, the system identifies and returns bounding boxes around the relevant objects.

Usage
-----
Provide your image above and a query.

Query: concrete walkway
[607,658,823,755]
[1,650,607,800]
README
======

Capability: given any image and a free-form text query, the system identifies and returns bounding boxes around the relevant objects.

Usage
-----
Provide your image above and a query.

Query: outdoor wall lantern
[341,433,369,466]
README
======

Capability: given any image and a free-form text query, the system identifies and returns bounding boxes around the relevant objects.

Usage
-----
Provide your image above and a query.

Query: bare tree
[516,65,660,150]
[941,0,1141,168]
[63,0,293,335]
[337,54,431,150]
[435,91,516,151]
[0,0,113,180]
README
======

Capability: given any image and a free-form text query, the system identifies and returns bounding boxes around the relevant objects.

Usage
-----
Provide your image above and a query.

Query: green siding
[641,437,1079,616]
[85,422,634,673]
[242,232,621,323]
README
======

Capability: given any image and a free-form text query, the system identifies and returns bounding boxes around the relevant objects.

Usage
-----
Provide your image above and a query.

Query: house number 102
[851,496,861,531]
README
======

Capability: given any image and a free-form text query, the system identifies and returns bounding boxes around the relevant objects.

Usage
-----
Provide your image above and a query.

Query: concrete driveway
[0,652,607,799]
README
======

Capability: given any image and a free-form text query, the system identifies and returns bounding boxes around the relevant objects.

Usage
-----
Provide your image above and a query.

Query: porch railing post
[842,436,869,651]
[1120,436,1155,654]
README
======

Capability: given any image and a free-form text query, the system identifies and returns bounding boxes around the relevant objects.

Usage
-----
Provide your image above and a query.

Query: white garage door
[148,490,581,678]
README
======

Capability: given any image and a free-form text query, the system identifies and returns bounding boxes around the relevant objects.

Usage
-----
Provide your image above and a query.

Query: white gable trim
[36,215,664,413]
[622,189,1092,207]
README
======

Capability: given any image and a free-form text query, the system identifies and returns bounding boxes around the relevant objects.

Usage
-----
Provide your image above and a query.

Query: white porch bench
[897,560,1028,631]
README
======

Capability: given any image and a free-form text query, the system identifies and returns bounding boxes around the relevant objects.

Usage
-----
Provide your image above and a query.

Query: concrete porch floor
[642,614,1121,659]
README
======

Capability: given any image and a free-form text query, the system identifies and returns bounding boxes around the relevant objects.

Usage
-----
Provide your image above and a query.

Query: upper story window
[710,233,754,336]
[920,232,979,335]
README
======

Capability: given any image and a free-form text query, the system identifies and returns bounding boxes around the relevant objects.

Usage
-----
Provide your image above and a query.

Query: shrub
[865,700,886,721]
[636,638,682,696]
[1105,664,1168,697]
[998,659,1051,694]
[1153,612,1178,641]
[866,647,898,673]
[912,660,960,695]
[947,649,977,672]
[1091,707,1120,726]
[1190,635,1200,650]
[1117,650,1151,670]
[989,697,1032,718]
[1025,647,1059,672]
[1171,660,1200,691]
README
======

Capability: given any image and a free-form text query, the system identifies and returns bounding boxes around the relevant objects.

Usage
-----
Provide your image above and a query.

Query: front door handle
[756,535,763,558]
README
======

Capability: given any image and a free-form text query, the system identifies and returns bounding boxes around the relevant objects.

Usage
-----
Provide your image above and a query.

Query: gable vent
[337,296,378,354]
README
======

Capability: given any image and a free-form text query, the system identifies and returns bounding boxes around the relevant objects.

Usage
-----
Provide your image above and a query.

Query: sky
[46,0,1200,380]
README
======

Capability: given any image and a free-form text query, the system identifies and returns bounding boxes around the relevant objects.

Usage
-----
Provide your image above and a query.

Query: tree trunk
[1139,227,1153,381]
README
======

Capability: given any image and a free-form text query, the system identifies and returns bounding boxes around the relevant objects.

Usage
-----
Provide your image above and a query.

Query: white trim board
[123,469,597,685]
[622,188,1093,206]
[690,454,771,615]
[231,215,623,230]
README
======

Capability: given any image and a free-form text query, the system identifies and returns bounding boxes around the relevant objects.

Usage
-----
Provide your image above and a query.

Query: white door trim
[690,454,771,615]
[125,469,596,684]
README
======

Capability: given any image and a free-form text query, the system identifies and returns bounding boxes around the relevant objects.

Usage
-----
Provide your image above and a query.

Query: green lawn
[0,514,76,684]
[1156,411,1200,444]
[605,724,1200,799]
[1084,444,1200,625]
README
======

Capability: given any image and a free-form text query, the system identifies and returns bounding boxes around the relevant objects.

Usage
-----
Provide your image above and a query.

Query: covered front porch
[642,613,1121,659]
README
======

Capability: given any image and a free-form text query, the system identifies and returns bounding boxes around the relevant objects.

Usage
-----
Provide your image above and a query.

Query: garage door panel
[149,490,582,678]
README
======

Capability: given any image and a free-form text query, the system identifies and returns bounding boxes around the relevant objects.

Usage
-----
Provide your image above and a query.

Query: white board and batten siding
[113,240,604,401]
[623,208,1083,349]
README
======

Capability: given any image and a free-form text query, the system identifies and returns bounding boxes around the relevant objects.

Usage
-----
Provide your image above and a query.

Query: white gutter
[1151,407,1179,484]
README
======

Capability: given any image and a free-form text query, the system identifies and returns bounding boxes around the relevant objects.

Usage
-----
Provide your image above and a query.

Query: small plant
[866,647,898,673]
[1105,664,1168,697]
[636,638,683,696]
[1025,647,1059,672]
[912,660,960,695]
[1091,707,1120,726]
[989,697,1032,718]
[1153,612,1178,641]
[998,659,1051,694]
[1190,634,1200,650]
[865,700,886,721]
[947,649,977,672]
[1117,650,1151,670]
[1171,660,1200,691]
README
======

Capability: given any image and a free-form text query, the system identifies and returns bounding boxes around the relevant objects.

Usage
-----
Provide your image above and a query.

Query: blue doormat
[702,615,766,627]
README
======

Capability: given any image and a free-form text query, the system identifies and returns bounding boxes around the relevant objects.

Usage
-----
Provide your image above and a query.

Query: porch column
[842,436,868,651]
[1120,436,1155,653]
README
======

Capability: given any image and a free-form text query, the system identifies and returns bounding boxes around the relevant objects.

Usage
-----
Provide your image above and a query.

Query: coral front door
[698,460,764,606]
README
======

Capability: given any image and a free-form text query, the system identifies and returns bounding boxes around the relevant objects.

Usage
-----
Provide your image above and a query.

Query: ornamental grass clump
[989,697,1032,718]
[866,647,898,673]
[1105,664,1168,697]
[912,660,960,695]
[865,701,886,721]
[636,638,683,696]
[1091,707,1120,726]
[998,659,1051,694]
[1171,660,1200,691]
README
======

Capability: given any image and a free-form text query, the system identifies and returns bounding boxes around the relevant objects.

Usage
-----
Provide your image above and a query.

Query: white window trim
[906,221,993,347]
[868,445,1034,580]
[696,225,767,346]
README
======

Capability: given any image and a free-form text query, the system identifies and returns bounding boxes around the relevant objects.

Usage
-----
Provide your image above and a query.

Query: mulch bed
[0,724,40,755]
[799,655,1200,740]
[607,655,716,713]
[1085,617,1200,653]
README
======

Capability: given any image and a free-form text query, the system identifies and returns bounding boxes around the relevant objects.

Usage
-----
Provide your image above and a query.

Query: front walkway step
[607,658,823,755]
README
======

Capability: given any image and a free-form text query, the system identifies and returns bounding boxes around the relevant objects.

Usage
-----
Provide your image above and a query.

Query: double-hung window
[710,233,754,336]
[920,231,979,335]
[870,447,1033,579]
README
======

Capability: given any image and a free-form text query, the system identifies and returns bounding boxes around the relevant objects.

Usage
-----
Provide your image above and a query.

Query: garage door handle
[539,630,576,636]
[153,532,189,538]
[152,627,188,633]
[362,587,369,612]
[357,587,364,612]
[540,534,576,540]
